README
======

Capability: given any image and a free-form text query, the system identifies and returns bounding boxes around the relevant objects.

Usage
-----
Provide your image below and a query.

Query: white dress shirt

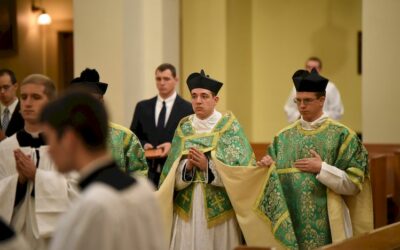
[155,92,177,127]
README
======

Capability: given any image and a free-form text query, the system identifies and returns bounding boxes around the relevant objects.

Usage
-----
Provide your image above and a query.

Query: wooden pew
[369,154,388,228]
[364,144,400,156]
[393,151,400,222]
[251,143,269,161]
[319,221,400,250]
[365,144,400,225]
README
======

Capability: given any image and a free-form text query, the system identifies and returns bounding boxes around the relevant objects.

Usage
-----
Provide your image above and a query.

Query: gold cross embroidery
[182,193,190,203]
[211,196,225,211]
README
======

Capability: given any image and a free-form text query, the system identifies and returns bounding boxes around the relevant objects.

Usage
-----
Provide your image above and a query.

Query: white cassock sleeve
[175,159,192,190]
[0,236,29,250]
[51,180,166,250]
[284,88,299,123]
[0,137,22,224]
[51,199,115,250]
[0,175,18,224]
[316,162,357,238]
[0,140,79,240]
[31,147,79,238]
[208,160,224,187]
[316,162,359,195]
[324,82,344,121]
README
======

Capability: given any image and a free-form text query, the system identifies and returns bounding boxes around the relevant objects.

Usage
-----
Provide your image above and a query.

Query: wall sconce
[32,0,52,25]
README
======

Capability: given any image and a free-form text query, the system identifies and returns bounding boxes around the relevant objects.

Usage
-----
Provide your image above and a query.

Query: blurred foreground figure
[41,92,166,250]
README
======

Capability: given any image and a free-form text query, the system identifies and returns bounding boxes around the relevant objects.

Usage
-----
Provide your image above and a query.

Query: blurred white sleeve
[175,159,192,190]
[316,162,359,195]
[284,88,300,123]
[324,82,344,120]
[208,160,224,187]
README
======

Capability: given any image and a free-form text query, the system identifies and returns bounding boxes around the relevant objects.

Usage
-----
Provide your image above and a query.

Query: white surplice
[0,235,29,250]
[0,134,78,250]
[50,163,166,250]
[170,110,241,250]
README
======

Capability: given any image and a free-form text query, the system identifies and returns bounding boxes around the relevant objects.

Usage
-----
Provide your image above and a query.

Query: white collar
[300,112,329,130]
[192,110,222,133]
[157,91,177,104]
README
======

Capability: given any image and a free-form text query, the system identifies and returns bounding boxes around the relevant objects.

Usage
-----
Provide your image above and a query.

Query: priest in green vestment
[258,69,373,249]
[70,69,148,177]
[158,70,256,250]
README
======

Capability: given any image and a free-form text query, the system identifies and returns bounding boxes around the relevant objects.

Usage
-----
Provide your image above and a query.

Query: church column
[226,0,253,139]
[362,0,400,143]
[73,0,180,126]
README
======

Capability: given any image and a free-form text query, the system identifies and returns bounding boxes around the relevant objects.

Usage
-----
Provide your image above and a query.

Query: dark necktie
[157,101,166,130]
[2,108,10,131]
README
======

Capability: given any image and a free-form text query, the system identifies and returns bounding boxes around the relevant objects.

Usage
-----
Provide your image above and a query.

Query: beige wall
[181,0,228,112]
[74,0,180,127]
[252,0,361,142]
[362,0,400,143]
[0,0,72,87]
[182,0,362,143]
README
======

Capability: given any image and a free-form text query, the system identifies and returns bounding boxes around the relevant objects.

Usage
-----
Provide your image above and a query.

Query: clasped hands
[186,147,208,171]
[257,149,322,174]
[14,149,36,184]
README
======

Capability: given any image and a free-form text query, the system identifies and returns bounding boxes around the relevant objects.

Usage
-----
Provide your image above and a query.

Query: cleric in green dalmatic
[258,69,373,249]
[157,70,256,250]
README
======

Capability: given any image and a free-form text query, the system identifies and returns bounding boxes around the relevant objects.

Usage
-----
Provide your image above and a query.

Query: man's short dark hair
[40,91,109,151]
[307,57,323,70]
[156,63,177,77]
[0,69,17,84]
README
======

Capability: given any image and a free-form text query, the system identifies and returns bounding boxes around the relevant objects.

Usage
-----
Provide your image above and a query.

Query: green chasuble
[108,122,148,177]
[159,111,256,227]
[256,118,371,250]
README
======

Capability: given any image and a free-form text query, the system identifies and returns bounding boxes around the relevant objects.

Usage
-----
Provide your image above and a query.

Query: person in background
[130,63,193,187]
[0,69,24,141]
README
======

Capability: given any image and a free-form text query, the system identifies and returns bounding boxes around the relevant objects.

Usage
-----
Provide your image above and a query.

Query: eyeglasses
[293,98,318,105]
[0,85,13,92]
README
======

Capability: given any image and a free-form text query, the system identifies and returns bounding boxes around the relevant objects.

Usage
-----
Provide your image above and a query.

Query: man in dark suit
[0,69,24,141]
[130,63,193,187]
